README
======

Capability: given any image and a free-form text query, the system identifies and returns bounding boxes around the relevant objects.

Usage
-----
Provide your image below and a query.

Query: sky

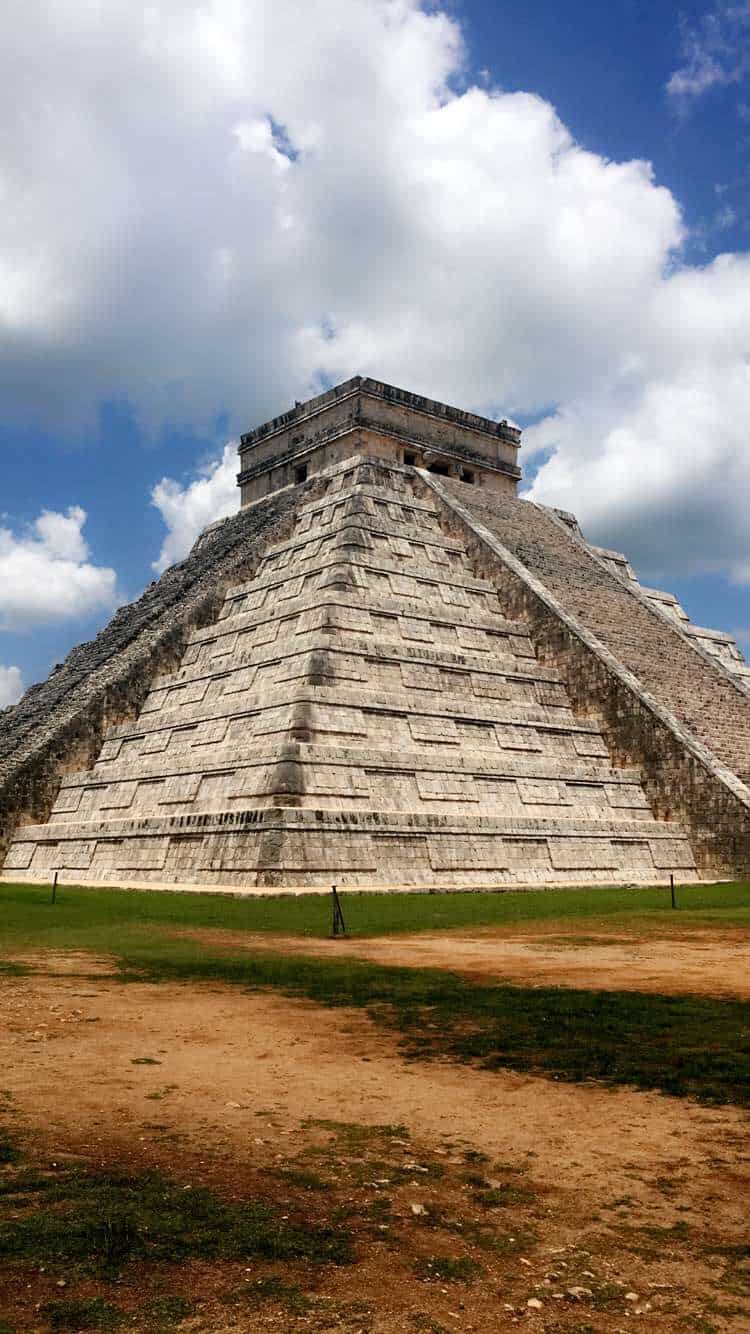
[1,0,750,705]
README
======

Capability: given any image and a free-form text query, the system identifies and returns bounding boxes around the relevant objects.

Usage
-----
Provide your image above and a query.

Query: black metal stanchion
[330,884,347,938]
[670,872,677,910]
[51,870,58,906]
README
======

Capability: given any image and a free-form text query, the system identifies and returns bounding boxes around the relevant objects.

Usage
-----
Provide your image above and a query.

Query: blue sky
[1,0,749,703]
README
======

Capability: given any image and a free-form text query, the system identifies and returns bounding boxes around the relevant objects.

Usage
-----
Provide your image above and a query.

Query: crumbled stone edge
[422,471,750,878]
[0,479,310,859]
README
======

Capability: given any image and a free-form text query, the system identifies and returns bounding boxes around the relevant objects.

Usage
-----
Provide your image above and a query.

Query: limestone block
[3,842,34,869]
[387,533,411,554]
[536,683,569,708]
[260,838,378,872]
[566,782,610,812]
[400,664,442,692]
[429,836,509,870]
[115,837,170,871]
[389,573,419,598]
[510,635,536,658]
[196,771,239,804]
[504,838,550,865]
[52,787,84,815]
[166,680,209,707]
[441,584,470,609]
[457,627,489,651]
[99,782,138,810]
[610,839,654,869]
[194,719,230,747]
[605,784,650,809]
[496,724,542,752]
[409,717,460,744]
[223,666,258,695]
[548,837,620,870]
[254,619,281,646]
[157,775,202,805]
[331,607,373,633]
[649,839,697,869]
[305,768,370,796]
[140,731,171,754]
[399,617,433,643]
[140,689,168,715]
[573,733,610,758]
[98,739,123,763]
[164,834,210,871]
[278,576,305,601]
[518,779,569,806]
[416,774,479,801]
[473,673,511,700]
[309,706,367,738]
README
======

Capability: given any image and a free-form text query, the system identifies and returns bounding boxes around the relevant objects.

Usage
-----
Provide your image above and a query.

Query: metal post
[331,884,347,938]
[51,871,58,905]
[670,873,676,910]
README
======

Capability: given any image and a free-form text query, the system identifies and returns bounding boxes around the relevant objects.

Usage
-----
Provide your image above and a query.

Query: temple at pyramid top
[237,376,523,504]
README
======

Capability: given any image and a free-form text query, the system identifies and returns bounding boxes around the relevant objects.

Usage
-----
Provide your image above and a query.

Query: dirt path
[1,959,748,1331]
[171,922,750,999]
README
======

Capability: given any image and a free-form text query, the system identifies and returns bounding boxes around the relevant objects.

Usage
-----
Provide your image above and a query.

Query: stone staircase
[3,460,697,890]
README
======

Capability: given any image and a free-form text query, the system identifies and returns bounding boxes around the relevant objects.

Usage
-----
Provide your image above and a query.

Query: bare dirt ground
[171,922,750,1000]
[1,951,749,1333]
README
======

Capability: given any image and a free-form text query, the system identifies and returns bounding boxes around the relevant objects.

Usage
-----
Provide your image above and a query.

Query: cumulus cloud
[0,665,23,708]
[0,507,117,631]
[2,0,750,587]
[151,444,238,572]
[526,252,750,583]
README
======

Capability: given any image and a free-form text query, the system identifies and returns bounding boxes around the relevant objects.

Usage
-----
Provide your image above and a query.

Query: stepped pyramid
[3,377,750,890]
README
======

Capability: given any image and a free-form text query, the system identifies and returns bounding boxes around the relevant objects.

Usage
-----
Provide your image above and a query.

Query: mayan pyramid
[2,377,750,890]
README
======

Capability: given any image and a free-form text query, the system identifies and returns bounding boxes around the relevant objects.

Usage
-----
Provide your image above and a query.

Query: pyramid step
[51,747,651,824]
[213,591,531,646]
[169,633,563,691]
[4,808,697,890]
[221,550,498,604]
[81,742,641,790]
[140,655,569,724]
[105,683,604,746]
[262,518,465,563]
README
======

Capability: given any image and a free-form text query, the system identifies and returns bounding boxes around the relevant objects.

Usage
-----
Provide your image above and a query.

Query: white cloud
[151,444,238,571]
[0,665,23,708]
[0,507,117,630]
[526,252,750,583]
[666,3,750,107]
[1,1,750,587]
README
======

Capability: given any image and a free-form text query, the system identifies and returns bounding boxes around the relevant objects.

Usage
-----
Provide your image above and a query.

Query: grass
[413,1255,482,1283]
[40,1297,124,1330]
[0,1164,353,1274]
[0,880,748,957]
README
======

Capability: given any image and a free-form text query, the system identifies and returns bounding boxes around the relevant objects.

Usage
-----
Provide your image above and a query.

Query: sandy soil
[1,955,748,1332]
[171,922,750,999]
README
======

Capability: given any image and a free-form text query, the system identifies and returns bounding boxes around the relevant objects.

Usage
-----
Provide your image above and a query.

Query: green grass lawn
[0,879,749,957]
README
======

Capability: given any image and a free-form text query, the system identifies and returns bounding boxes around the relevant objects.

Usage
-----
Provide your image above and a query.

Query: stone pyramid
[3,378,749,890]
